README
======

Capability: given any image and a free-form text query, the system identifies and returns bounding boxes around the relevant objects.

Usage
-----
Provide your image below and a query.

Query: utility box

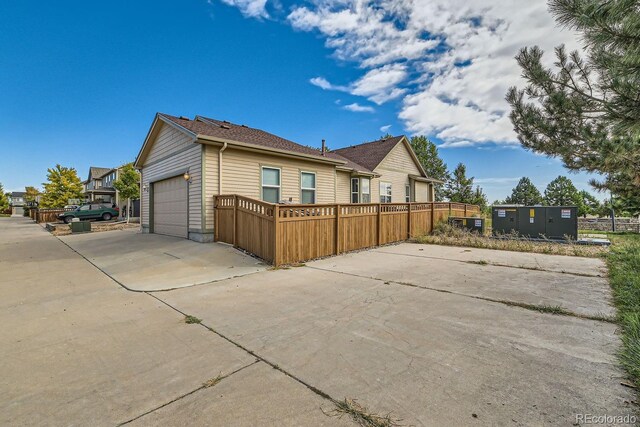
[492,205,578,240]
[517,207,546,238]
[545,206,578,240]
[492,206,519,235]
[449,217,485,234]
[70,221,92,233]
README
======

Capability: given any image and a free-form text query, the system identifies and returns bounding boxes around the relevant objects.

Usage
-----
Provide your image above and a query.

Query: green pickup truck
[58,203,120,224]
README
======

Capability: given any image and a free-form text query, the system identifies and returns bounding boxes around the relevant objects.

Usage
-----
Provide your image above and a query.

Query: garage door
[153,176,188,238]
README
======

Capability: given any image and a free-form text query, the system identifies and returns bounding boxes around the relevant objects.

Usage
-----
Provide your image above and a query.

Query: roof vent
[241,124,248,128]
[223,120,230,124]
[179,116,189,120]
[220,124,231,130]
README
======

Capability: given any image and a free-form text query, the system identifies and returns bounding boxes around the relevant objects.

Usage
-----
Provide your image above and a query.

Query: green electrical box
[70,221,92,233]
[517,206,546,238]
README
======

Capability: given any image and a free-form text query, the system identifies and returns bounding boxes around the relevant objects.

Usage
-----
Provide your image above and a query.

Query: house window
[301,171,316,204]
[351,178,359,203]
[380,182,392,203]
[405,184,411,202]
[361,178,370,203]
[261,167,281,203]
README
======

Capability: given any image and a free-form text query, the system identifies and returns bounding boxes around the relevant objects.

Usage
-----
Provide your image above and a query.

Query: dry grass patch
[324,398,403,427]
[415,223,607,258]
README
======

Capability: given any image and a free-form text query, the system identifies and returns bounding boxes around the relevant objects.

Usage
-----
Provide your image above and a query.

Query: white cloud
[311,64,407,105]
[380,124,392,133]
[343,103,375,113]
[219,0,268,18]
[222,0,581,147]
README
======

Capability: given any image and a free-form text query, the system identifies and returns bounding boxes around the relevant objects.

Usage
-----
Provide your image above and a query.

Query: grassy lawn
[605,233,640,388]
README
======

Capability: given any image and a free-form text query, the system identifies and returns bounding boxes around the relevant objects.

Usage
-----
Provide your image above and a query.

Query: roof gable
[333,136,405,171]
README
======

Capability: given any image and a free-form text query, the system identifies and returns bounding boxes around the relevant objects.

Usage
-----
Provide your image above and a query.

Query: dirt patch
[47,222,139,236]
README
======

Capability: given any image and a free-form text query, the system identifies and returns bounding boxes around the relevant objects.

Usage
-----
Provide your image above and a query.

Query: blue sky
[0,0,602,201]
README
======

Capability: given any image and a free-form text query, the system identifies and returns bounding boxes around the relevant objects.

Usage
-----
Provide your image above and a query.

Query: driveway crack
[117,359,260,426]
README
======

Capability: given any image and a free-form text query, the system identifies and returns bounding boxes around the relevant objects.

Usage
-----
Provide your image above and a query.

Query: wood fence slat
[214,196,480,267]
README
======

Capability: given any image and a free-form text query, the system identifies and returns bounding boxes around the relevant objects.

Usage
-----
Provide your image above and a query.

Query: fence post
[213,196,218,242]
[464,204,468,217]
[335,204,341,255]
[233,195,238,247]
[273,203,280,266]
[430,203,434,233]
[377,204,382,246]
[407,203,412,238]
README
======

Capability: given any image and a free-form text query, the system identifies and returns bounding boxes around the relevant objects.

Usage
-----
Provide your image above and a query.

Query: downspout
[218,142,228,194]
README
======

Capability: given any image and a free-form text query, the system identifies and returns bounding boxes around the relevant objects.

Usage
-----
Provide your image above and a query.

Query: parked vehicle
[58,203,119,224]
[64,205,79,210]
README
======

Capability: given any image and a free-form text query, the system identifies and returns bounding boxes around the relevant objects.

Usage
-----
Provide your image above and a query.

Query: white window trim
[351,177,360,203]
[261,166,281,203]
[380,182,392,203]
[300,171,316,204]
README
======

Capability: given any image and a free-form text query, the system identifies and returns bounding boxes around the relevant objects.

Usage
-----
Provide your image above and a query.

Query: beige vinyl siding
[141,123,202,231]
[146,122,194,164]
[373,141,423,203]
[220,148,336,203]
[336,171,351,203]
[203,145,219,230]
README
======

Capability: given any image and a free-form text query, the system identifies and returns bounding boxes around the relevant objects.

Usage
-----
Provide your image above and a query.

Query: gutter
[196,135,346,166]
[218,142,228,194]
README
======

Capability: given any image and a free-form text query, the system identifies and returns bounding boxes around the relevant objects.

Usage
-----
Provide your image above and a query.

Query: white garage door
[153,176,188,238]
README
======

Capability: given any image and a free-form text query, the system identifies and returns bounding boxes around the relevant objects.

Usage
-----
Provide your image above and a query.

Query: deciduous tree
[0,183,9,212]
[40,165,84,208]
[112,163,140,223]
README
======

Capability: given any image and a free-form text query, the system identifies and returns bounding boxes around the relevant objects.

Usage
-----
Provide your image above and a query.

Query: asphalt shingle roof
[159,114,374,174]
[88,167,112,180]
[333,136,405,171]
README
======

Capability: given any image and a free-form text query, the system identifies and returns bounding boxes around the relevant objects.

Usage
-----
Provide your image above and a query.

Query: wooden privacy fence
[214,195,480,266]
[33,208,74,223]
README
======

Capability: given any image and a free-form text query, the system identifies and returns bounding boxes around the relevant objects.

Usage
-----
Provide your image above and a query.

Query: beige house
[134,113,439,242]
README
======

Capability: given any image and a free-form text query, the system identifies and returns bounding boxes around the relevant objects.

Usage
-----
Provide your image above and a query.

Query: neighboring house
[83,166,140,218]
[9,191,26,216]
[134,113,440,242]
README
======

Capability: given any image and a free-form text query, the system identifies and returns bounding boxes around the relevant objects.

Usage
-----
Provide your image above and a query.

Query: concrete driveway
[1,217,636,426]
[59,228,267,291]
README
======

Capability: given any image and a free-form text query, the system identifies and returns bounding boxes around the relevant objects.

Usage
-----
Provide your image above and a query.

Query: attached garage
[153,176,188,238]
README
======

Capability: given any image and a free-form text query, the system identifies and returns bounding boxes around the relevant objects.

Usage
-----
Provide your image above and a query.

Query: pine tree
[0,183,9,212]
[40,165,84,208]
[544,176,582,206]
[506,0,640,205]
[472,186,489,210]
[505,177,544,205]
[578,190,600,217]
[112,163,140,223]
[410,135,450,201]
[445,163,475,203]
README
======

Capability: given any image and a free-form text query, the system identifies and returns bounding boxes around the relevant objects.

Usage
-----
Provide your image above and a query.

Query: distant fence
[32,208,75,224]
[579,217,640,233]
[214,195,480,266]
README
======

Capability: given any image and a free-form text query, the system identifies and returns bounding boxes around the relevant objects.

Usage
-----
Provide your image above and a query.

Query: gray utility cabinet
[449,217,485,234]
[492,206,519,235]
[492,206,578,240]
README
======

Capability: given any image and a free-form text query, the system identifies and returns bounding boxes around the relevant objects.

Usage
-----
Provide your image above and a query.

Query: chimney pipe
[321,139,326,156]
